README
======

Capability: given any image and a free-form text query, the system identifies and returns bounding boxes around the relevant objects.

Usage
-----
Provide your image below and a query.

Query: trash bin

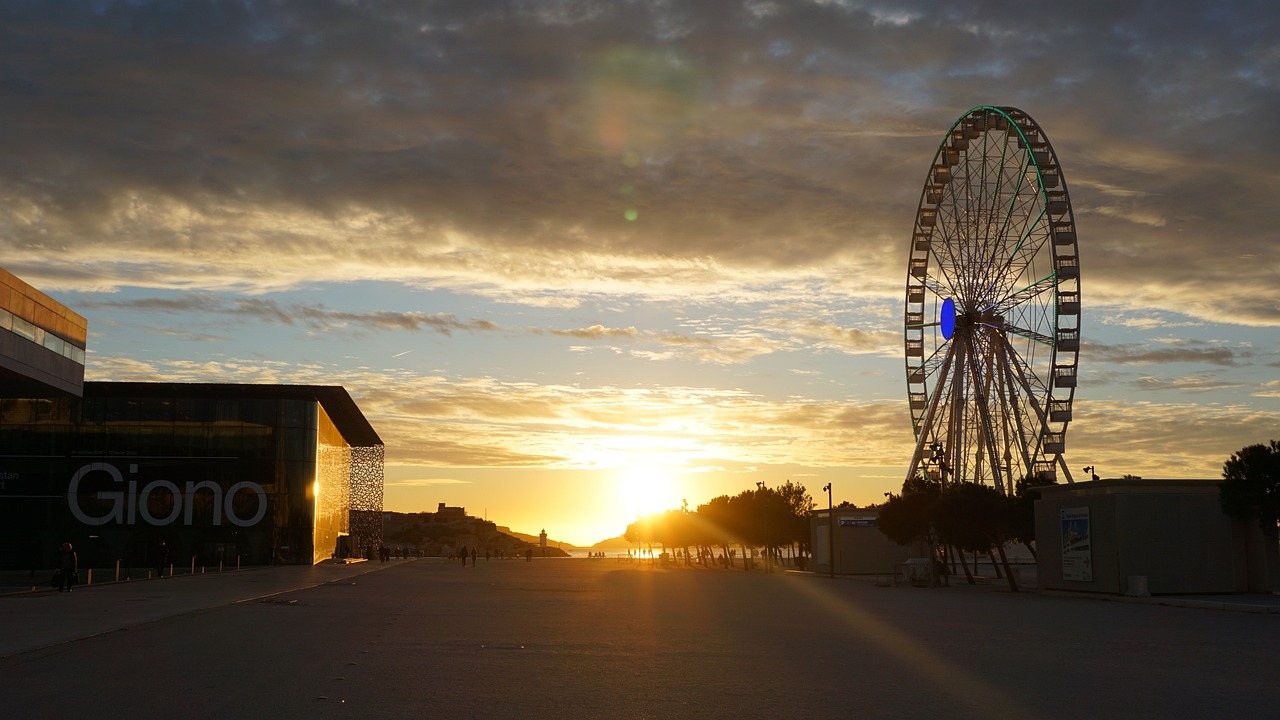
[1125,575,1150,597]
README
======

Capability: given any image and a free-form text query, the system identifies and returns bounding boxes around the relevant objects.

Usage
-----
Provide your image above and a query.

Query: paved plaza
[2,558,1278,718]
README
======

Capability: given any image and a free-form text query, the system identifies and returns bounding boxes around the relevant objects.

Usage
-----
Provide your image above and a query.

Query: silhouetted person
[525,548,532,562]
[470,547,477,566]
[56,542,77,593]
[156,539,168,578]
[460,546,468,567]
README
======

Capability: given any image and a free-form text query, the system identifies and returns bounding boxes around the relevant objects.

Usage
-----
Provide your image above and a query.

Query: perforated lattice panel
[349,444,385,556]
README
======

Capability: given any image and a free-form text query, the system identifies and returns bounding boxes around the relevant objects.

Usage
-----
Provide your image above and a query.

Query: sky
[3,0,1279,546]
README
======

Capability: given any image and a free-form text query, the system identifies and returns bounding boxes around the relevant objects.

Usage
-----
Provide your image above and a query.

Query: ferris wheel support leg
[996,338,1037,483]
[947,340,969,487]
[1056,453,1076,484]
[905,341,958,486]
[997,335,1055,461]
[965,336,1007,493]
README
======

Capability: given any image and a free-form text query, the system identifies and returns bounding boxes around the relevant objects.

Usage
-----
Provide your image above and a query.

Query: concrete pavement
[2,559,1278,718]
[0,559,388,658]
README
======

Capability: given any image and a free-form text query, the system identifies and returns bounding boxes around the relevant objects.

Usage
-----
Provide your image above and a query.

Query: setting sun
[617,466,681,519]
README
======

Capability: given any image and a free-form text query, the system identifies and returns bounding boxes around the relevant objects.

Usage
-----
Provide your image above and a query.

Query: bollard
[115,559,121,583]
[148,569,152,579]
[237,555,241,571]
[219,560,223,573]
[169,563,173,578]
[191,557,195,575]
[87,568,92,586]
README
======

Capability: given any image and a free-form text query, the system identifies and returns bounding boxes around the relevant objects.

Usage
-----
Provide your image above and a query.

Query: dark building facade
[0,382,384,573]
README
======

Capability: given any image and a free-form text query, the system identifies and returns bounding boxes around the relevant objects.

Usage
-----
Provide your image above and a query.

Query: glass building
[0,382,384,573]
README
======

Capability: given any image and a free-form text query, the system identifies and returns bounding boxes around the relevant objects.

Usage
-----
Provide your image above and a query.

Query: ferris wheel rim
[903,106,1080,489]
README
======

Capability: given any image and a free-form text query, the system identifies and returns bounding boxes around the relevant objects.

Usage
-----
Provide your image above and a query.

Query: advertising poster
[1060,507,1092,582]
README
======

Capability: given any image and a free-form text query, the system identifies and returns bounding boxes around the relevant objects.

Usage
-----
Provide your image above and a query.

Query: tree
[1220,440,1280,530]
[877,477,944,585]
[624,513,661,563]
[933,482,1020,592]
[1220,440,1280,591]
[774,480,816,557]
[696,495,738,567]
[876,491,938,547]
[876,490,942,586]
[1010,474,1057,559]
[902,471,941,496]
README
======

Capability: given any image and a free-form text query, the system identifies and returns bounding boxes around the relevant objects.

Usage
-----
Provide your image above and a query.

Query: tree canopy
[622,481,814,568]
[876,476,1023,591]
[1220,439,1280,531]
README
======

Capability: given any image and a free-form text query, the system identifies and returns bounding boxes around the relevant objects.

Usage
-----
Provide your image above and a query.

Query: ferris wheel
[903,106,1080,494]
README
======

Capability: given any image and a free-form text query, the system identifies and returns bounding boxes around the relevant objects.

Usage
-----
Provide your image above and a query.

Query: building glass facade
[0,383,383,573]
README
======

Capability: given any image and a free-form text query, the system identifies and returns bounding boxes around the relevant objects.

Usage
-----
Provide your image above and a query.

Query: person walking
[470,547,477,567]
[459,546,468,567]
[155,539,168,578]
[56,542,77,593]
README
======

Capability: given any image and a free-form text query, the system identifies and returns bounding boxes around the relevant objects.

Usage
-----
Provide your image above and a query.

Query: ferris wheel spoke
[985,208,1049,295]
[988,155,1032,269]
[920,275,957,304]
[1002,323,1055,347]
[991,273,1056,315]
[997,333,1051,438]
[932,211,974,298]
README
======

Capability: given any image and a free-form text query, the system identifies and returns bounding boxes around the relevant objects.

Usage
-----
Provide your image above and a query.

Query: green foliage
[932,482,1016,553]
[876,492,938,546]
[901,471,942,496]
[877,472,943,546]
[623,481,816,556]
[1010,474,1057,548]
[1220,440,1280,529]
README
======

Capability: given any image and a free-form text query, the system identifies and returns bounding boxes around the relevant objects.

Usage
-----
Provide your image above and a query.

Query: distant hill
[591,535,634,549]
[496,526,578,550]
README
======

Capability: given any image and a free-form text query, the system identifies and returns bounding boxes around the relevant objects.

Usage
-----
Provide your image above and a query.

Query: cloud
[1097,313,1202,331]
[1068,398,1280,479]
[767,317,899,354]
[550,325,639,339]
[81,295,502,336]
[1086,341,1242,367]
[0,1,1274,328]
[1253,380,1280,398]
[1130,374,1242,393]
[385,477,472,487]
[148,327,232,343]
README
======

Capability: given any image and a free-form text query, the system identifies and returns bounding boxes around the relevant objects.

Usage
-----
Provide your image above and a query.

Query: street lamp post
[822,483,833,579]
[756,481,770,573]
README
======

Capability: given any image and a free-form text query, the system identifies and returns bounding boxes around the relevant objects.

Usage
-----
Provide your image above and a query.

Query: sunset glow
[616,465,682,521]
